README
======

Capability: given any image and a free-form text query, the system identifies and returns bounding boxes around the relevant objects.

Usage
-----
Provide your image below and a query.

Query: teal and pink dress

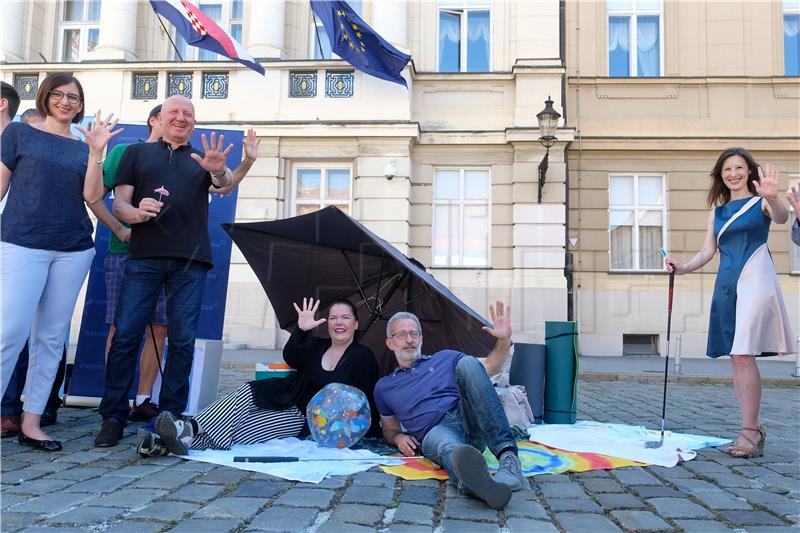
[707,196,794,357]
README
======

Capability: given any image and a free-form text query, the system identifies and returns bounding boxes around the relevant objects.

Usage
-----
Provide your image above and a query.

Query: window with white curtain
[437,1,490,72]
[174,0,243,61]
[311,0,363,59]
[609,174,667,271]
[59,0,101,62]
[786,0,800,76]
[608,0,662,77]
[432,168,491,267]
[292,165,352,216]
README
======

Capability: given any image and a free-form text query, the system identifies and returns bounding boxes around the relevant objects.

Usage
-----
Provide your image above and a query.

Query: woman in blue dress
[666,148,794,458]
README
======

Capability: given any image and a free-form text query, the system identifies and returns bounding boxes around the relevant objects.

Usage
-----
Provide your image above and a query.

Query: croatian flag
[149,0,265,75]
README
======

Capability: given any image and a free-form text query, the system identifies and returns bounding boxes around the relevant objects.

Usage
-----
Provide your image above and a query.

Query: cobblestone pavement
[1,373,798,532]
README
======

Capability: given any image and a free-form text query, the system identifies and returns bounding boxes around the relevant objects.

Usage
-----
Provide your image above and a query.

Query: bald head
[159,95,195,146]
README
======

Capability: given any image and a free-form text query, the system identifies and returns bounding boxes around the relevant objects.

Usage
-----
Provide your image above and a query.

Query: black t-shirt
[115,140,214,267]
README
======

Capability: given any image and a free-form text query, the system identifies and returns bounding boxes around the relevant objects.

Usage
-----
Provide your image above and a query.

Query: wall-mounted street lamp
[536,96,561,203]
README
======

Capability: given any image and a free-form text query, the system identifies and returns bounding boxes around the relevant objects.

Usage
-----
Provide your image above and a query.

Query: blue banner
[67,124,241,403]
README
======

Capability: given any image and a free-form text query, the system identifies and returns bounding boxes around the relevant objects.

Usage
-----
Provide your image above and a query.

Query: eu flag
[310,0,411,87]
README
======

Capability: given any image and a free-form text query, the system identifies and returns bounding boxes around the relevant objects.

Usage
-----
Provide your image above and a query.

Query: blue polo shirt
[374,349,465,441]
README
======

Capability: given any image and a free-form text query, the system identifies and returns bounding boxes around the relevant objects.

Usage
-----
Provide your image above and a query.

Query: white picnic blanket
[181,437,403,483]
[527,421,731,467]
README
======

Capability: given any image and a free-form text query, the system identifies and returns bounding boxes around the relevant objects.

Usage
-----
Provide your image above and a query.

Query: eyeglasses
[390,330,421,339]
[48,90,81,105]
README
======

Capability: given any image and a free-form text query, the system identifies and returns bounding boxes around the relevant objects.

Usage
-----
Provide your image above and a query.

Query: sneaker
[493,450,527,491]
[130,398,160,422]
[136,430,169,457]
[94,419,124,447]
[154,411,193,456]
[1,415,22,438]
[40,406,58,427]
[451,444,512,509]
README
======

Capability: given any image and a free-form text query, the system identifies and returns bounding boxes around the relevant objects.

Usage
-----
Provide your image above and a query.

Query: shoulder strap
[717,197,760,245]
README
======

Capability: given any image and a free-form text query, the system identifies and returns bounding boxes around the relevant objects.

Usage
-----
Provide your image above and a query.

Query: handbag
[494,378,536,429]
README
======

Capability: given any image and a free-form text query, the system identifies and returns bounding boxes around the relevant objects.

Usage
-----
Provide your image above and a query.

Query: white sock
[135,395,149,406]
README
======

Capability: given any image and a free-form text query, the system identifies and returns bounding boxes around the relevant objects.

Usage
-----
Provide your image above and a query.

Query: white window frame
[608,173,668,272]
[436,3,492,73]
[607,0,664,77]
[174,0,243,61]
[291,164,353,216]
[310,0,364,59]
[58,0,101,62]
[432,167,492,268]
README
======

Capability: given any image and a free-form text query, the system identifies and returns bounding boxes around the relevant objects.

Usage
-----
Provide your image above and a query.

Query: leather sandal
[725,427,763,458]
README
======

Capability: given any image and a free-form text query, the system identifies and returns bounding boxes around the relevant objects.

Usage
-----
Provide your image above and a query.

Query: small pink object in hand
[154,186,170,202]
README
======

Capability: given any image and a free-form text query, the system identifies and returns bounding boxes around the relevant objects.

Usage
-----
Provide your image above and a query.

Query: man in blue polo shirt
[374,301,526,510]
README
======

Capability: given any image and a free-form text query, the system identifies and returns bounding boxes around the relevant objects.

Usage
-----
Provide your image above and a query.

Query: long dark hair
[707,147,760,207]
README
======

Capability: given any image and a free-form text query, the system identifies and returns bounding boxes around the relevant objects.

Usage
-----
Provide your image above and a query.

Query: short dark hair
[327,299,358,319]
[707,147,760,207]
[1,81,21,120]
[35,73,85,124]
[20,108,41,124]
[147,104,162,133]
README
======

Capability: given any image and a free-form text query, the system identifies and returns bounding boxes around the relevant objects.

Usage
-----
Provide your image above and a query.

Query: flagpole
[156,13,184,61]
[311,12,325,59]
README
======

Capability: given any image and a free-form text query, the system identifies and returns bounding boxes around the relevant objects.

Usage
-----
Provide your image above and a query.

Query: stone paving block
[398,485,439,506]
[440,520,500,532]
[554,512,623,532]
[546,498,603,513]
[672,519,736,532]
[535,474,571,483]
[53,451,112,463]
[340,485,394,506]
[594,493,647,509]
[165,518,242,532]
[386,525,433,533]
[646,465,695,479]
[4,478,75,495]
[0,512,41,532]
[87,488,167,508]
[163,483,226,503]
[101,521,164,533]
[171,460,216,472]
[746,527,800,533]
[105,465,166,478]
[581,478,626,493]
[62,475,133,494]
[331,503,384,526]
[18,527,88,533]
[442,497,499,521]
[540,482,586,498]
[718,509,786,526]
[403,479,440,488]
[612,467,662,485]
[507,519,559,533]
[316,520,378,533]
[3,467,49,483]
[195,496,265,520]
[297,476,348,489]
[610,510,672,531]
[1,494,29,510]
[11,492,95,514]
[275,488,336,508]
[393,502,434,525]
[228,480,287,499]
[729,488,794,505]
[50,467,111,481]
[351,471,397,488]
[633,485,683,498]
[672,478,724,493]
[504,498,548,520]
[1,459,29,473]
[646,497,714,518]
[44,506,124,526]
[126,501,199,522]
[690,489,752,510]
[705,472,765,488]
[129,469,199,490]
[574,469,611,478]
[764,463,800,475]
[197,467,251,485]
[247,506,318,532]
[684,461,733,474]
[760,502,800,520]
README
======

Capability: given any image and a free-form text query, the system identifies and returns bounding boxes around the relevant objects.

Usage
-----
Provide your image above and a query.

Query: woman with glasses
[147,297,382,456]
[1,73,121,451]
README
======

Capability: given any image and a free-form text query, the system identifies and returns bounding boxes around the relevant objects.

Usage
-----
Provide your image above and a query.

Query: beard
[395,345,421,364]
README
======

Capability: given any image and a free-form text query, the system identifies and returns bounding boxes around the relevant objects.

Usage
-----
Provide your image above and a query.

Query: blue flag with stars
[310,0,411,87]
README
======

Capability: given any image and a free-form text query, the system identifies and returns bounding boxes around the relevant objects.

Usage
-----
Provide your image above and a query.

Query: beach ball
[307,383,371,448]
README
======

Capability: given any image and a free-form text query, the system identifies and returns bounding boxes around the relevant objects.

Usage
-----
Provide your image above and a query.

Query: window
[174,0,243,61]
[432,169,491,267]
[293,166,352,216]
[311,0,363,59]
[59,0,101,62]
[786,0,800,76]
[437,2,490,72]
[791,209,800,273]
[608,0,662,77]
[609,174,666,271]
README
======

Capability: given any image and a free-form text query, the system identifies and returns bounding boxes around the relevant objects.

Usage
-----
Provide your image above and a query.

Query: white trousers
[1,242,94,414]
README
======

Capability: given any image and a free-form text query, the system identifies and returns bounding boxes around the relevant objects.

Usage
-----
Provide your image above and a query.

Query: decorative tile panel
[202,72,228,99]
[325,71,354,98]
[132,73,158,100]
[14,74,38,100]
[167,73,193,98]
[289,72,317,98]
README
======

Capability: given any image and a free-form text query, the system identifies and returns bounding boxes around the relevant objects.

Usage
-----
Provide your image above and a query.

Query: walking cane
[646,268,675,449]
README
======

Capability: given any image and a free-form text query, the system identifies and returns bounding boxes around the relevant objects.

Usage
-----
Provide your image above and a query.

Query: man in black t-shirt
[95,95,232,447]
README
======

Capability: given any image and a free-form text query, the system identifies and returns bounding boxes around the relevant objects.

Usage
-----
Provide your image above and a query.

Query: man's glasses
[49,90,81,105]
[390,330,421,339]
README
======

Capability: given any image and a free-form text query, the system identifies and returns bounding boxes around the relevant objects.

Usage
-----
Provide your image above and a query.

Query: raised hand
[75,110,123,153]
[244,128,260,162]
[293,297,327,332]
[753,164,779,200]
[481,300,512,340]
[787,179,800,221]
[190,131,234,174]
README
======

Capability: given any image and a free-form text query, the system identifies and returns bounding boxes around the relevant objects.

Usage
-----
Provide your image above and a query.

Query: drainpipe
[559,0,574,321]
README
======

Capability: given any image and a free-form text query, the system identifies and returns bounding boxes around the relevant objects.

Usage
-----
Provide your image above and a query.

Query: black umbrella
[222,206,494,375]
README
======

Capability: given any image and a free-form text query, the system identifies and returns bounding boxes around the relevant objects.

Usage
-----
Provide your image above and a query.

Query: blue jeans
[421,356,517,484]
[99,258,207,424]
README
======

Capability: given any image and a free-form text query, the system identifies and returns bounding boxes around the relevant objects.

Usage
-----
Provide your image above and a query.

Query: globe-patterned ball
[307,383,371,448]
